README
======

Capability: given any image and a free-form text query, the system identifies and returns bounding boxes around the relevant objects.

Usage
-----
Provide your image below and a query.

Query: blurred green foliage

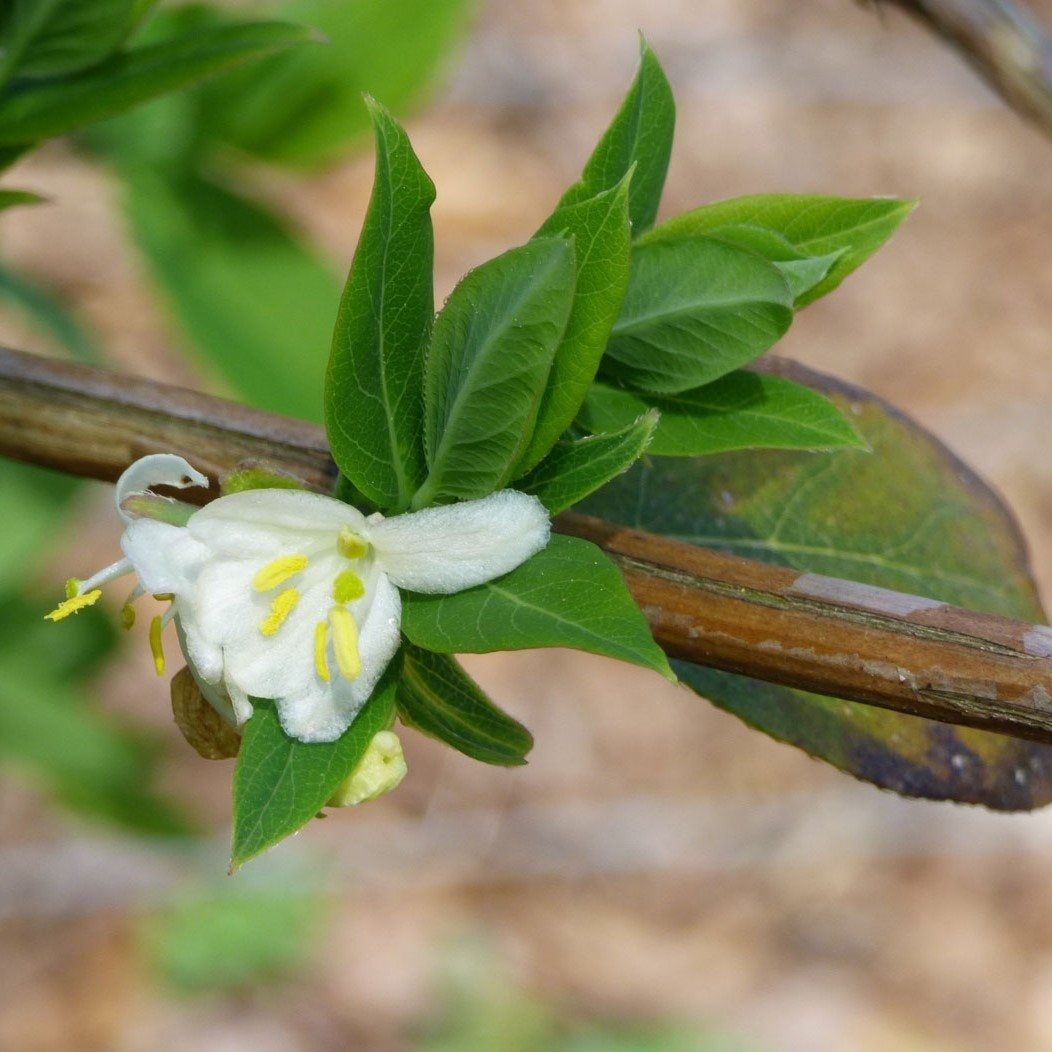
[140,876,325,993]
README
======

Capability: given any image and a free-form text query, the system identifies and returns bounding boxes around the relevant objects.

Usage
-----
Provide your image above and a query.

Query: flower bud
[327,730,407,807]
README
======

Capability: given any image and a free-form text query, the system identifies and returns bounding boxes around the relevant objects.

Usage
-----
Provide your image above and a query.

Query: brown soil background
[4,1,1052,1049]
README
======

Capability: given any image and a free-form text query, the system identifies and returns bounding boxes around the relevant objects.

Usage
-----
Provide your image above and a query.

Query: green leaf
[398,643,533,766]
[702,223,843,305]
[230,672,398,869]
[0,0,144,84]
[0,188,42,211]
[416,238,576,507]
[580,360,1052,810]
[326,100,435,512]
[0,263,102,362]
[603,236,793,394]
[121,168,338,421]
[578,373,864,457]
[401,534,674,681]
[520,411,657,513]
[202,0,474,169]
[556,38,673,233]
[642,195,916,307]
[0,21,314,145]
[514,178,632,475]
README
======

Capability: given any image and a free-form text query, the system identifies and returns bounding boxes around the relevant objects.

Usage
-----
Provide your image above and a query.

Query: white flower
[48,454,550,743]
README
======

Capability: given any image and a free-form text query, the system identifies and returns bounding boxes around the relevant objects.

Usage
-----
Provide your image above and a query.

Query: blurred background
[4,0,1052,1048]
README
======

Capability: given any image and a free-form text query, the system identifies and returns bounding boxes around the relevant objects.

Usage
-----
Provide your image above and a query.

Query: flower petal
[121,519,211,595]
[187,489,366,556]
[116,454,209,523]
[367,490,550,593]
[347,571,402,709]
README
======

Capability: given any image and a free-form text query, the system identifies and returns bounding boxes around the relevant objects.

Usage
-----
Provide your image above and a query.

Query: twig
[869,0,1052,135]
[4,346,1052,743]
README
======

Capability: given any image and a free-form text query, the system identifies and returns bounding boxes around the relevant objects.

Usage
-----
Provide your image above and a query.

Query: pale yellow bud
[327,731,407,807]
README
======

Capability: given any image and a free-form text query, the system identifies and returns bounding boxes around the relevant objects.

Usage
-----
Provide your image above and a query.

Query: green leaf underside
[641,194,916,307]
[556,38,673,234]
[702,223,843,304]
[230,673,397,868]
[326,101,435,512]
[604,236,793,394]
[0,21,313,145]
[515,178,632,475]
[0,0,142,84]
[203,0,474,169]
[580,361,1052,810]
[418,237,576,505]
[401,534,673,680]
[579,373,863,457]
[398,644,533,766]
[121,169,338,422]
[520,412,657,514]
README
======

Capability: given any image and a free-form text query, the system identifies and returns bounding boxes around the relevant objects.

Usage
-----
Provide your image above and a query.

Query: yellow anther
[314,620,330,682]
[64,578,80,600]
[329,606,361,680]
[45,589,102,622]
[333,569,365,604]
[149,615,166,676]
[259,588,299,637]
[153,593,174,601]
[252,555,308,592]
[120,604,136,630]
[337,527,369,560]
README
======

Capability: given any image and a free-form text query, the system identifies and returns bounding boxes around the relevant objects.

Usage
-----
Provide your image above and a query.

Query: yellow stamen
[259,588,299,637]
[121,604,136,630]
[64,578,80,600]
[252,555,309,592]
[149,615,165,676]
[153,592,174,602]
[329,606,361,680]
[333,569,365,604]
[45,589,102,622]
[314,620,330,682]
[337,527,369,560]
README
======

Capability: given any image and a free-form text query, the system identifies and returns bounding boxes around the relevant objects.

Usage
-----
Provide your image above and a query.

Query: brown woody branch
[4,346,1052,743]
[869,0,1052,136]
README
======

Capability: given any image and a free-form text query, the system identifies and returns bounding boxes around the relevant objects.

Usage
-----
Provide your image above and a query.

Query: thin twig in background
[4,346,1052,743]
[868,0,1052,135]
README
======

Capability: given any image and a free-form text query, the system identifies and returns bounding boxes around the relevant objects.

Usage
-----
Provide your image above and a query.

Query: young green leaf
[230,674,398,870]
[603,236,793,394]
[401,534,674,681]
[0,0,145,85]
[415,237,576,507]
[326,100,435,511]
[513,178,633,476]
[398,644,533,766]
[122,168,338,421]
[641,194,916,307]
[702,224,843,304]
[556,38,673,234]
[519,411,658,513]
[0,21,314,145]
[579,373,864,456]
